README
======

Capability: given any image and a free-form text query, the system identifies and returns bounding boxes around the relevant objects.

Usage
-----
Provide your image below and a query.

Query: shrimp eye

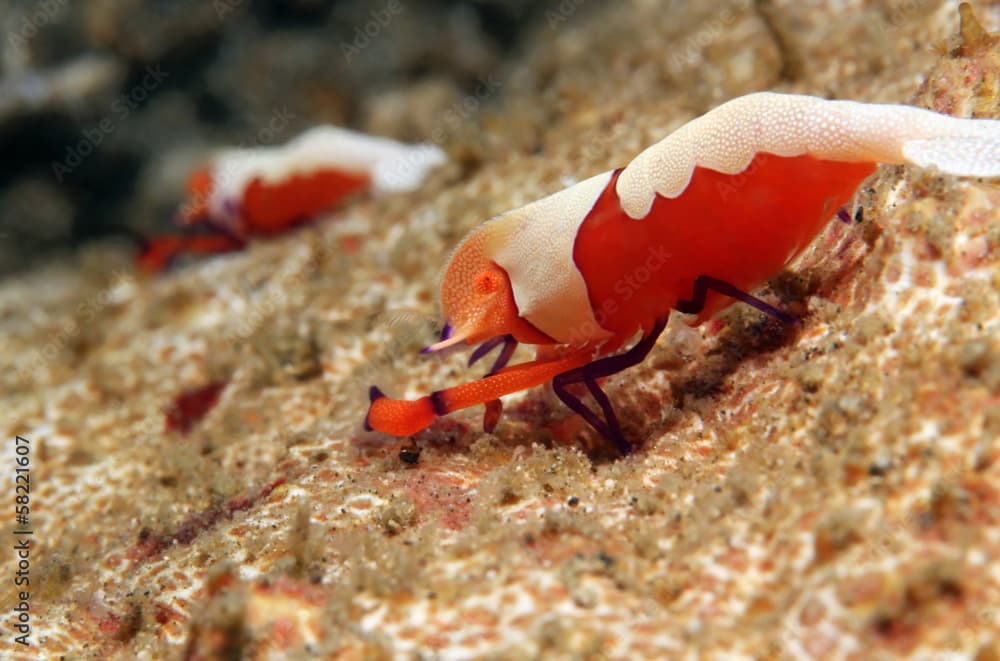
[474,271,501,295]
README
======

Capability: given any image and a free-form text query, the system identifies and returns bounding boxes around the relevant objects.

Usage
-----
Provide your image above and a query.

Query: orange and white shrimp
[179,126,448,238]
[138,127,447,273]
[365,92,1000,453]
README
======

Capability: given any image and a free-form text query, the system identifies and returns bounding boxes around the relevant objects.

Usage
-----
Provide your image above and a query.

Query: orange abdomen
[241,168,371,235]
[574,154,878,336]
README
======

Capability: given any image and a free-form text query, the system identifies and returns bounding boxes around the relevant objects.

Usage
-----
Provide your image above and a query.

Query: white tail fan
[903,136,1000,177]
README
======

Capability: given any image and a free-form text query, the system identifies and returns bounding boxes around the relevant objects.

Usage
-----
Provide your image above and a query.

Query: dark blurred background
[0,0,550,276]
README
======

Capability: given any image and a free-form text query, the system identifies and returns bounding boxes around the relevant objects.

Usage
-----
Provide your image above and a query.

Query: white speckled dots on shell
[616,92,1000,218]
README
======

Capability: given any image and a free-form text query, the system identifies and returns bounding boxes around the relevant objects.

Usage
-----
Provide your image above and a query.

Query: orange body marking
[239,169,370,235]
[136,233,245,275]
[574,156,878,335]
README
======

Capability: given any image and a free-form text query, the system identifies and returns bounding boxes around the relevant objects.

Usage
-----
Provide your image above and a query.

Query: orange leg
[365,347,597,436]
[136,233,246,274]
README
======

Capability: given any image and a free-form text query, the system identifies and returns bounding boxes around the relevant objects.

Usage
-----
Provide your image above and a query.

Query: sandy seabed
[2,1,1000,659]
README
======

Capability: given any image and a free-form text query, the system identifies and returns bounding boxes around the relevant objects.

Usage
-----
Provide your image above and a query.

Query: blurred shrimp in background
[0,0,538,276]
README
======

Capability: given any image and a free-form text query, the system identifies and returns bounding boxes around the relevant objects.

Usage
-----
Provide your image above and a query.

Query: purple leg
[552,318,668,454]
[363,386,385,431]
[837,206,862,224]
[488,336,517,376]
[674,275,797,324]
[584,374,620,439]
[468,336,504,367]
[469,334,517,376]
[470,335,517,433]
[421,323,454,354]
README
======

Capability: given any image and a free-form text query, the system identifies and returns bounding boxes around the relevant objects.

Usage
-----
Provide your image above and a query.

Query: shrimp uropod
[366,92,1000,454]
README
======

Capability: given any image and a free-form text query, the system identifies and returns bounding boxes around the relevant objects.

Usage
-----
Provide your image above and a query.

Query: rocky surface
[1,0,999,658]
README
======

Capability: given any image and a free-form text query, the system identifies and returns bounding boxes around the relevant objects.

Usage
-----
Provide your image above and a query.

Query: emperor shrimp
[366,92,1000,454]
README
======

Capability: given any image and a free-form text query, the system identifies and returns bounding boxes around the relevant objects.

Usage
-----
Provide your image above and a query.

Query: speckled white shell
[206,126,447,231]
[616,92,1000,218]
[482,92,1000,342]
[485,170,615,344]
